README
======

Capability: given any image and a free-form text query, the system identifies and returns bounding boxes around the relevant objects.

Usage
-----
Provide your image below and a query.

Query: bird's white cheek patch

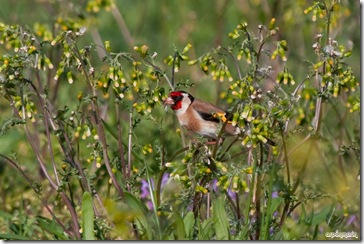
[175,106,189,117]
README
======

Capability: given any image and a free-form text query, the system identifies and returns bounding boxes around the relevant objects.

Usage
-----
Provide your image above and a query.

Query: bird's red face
[163,91,186,110]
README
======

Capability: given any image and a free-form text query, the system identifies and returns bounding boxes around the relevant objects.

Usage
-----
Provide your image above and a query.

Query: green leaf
[37,216,70,240]
[0,210,13,219]
[212,197,230,240]
[198,217,214,240]
[270,197,284,213]
[0,233,29,240]
[172,212,186,240]
[183,211,195,239]
[82,191,95,240]
[0,118,24,136]
[311,205,333,226]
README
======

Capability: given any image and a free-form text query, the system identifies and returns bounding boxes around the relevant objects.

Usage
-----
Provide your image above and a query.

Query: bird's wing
[192,99,231,123]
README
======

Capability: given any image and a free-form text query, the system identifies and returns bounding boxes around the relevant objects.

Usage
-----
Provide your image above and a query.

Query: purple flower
[140,173,170,210]
[269,226,274,236]
[140,179,151,199]
[227,189,236,201]
[146,200,153,210]
[212,179,218,192]
[346,215,356,226]
[271,191,279,198]
[211,178,236,200]
[161,173,169,187]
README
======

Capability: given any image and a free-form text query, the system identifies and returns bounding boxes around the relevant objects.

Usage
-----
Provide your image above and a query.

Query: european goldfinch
[163,90,276,145]
[163,91,241,140]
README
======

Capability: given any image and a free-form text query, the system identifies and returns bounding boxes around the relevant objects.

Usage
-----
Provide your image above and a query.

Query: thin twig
[144,60,174,90]
[280,128,290,185]
[127,109,133,181]
[32,69,61,186]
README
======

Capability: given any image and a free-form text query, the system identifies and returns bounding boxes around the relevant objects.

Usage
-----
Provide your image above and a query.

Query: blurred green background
[0,0,359,79]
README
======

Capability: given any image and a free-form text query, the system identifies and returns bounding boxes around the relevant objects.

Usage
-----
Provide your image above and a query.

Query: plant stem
[253,145,263,240]
[127,110,133,180]
[71,41,125,199]
[280,128,290,185]
[115,102,128,180]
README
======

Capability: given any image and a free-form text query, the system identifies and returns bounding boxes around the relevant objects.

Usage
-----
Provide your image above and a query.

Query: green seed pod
[268,18,276,30]
[182,152,193,163]
[313,61,324,70]
[108,66,115,80]
[164,55,173,65]
[67,71,73,84]
[241,136,250,146]
[179,54,189,61]
[257,134,268,143]
[289,74,295,85]
[283,72,289,85]
[105,41,111,52]
[241,106,250,119]
[188,59,198,65]
[223,178,231,190]
[140,45,149,57]
[271,49,279,60]
[231,112,239,126]
[276,72,284,84]
[344,51,352,57]
[232,175,239,189]
[182,43,192,54]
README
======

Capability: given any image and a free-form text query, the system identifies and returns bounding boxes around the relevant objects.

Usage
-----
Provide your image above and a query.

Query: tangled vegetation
[0,0,360,240]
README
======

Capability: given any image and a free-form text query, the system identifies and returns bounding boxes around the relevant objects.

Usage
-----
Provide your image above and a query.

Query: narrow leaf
[173,212,186,240]
[0,210,13,219]
[37,216,69,240]
[311,205,333,226]
[0,233,29,240]
[183,211,195,239]
[82,191,95,240]
[124,192,153,239]
[213,197,230,240]
[198,216,214,240]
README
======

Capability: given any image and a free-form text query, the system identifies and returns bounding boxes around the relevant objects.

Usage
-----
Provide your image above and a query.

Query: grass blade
[36,216,70,240]
[0,233,30,240]
[198,217,214,240]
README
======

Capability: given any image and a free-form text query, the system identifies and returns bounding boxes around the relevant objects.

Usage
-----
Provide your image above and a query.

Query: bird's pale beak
[163,97,174,106]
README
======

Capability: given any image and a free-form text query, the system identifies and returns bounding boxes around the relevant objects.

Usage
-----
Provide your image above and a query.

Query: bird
[163,90,276,146]
[163,90,241,142]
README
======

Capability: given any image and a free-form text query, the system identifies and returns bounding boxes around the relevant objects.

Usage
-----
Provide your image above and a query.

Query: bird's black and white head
[163,91,195,113]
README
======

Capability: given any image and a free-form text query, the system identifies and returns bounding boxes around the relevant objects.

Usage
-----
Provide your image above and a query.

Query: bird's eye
[173,95,183,102]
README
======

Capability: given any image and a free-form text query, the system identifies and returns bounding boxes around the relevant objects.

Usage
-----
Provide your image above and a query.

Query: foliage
[0,0,360,240]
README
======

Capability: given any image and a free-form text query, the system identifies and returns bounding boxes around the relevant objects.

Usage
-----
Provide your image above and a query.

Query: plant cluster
[0,0,359,240]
